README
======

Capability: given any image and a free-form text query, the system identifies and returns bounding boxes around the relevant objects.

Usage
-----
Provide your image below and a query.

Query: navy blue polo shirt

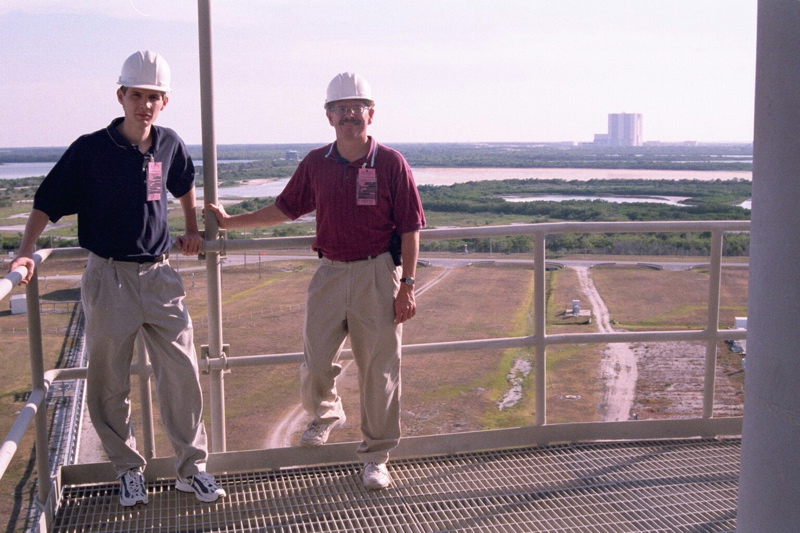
[33,118,195,260]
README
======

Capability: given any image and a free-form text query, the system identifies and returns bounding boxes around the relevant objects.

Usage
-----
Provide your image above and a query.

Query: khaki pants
[82,253,208,478]
[302,252,402,464]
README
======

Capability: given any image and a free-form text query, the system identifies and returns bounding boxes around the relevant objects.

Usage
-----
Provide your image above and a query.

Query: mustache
[338,118,362,126]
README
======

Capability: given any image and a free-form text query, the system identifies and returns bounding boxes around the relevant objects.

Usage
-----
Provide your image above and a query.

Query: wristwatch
[400,277,415,287]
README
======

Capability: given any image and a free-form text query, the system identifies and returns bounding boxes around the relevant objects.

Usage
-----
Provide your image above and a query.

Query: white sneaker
[119,468,148,506]
[300,416,345,447]
[176,471,226,503]
[362,462,392,490]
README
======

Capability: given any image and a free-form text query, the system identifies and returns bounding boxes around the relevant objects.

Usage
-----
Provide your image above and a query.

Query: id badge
[146,161,163,202]
[357,167,377,206]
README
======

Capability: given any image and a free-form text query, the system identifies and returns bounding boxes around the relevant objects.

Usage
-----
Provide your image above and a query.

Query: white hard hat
[118,50,171,93]
[325,72,374,108]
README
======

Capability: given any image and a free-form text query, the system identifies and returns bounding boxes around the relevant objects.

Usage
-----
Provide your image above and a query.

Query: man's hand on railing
[204,203,229,228]
[175,232,204,256]
[8,254,35,285]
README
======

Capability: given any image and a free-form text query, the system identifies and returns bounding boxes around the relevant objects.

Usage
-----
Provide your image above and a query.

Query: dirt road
[574,266,638,421]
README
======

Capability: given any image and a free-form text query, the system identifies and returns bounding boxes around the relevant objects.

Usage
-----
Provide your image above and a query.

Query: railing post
[198,0,227,452]
[25,270,51,508]
[702,229,724,418]
[533,231,547,426]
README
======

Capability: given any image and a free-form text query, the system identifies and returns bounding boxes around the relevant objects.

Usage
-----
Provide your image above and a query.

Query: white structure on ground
[608,113,643,146]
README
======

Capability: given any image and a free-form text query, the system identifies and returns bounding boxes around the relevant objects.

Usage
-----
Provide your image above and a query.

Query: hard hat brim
[324,98,374,108]
[118,82,171,93]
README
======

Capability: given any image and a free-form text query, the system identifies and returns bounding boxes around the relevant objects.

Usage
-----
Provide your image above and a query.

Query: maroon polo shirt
[275,138,426,262]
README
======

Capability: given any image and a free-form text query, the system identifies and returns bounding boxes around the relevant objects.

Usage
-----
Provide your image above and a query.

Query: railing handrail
[0,218,750,530]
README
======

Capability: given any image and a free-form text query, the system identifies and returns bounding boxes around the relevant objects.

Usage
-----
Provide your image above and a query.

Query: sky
[0,1,757,148]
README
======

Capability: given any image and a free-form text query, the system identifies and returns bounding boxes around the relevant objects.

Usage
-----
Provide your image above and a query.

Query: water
[502,195,693,206]
[195,167,752,200]
[1,163,752,204]
[197,179,290,200]
[0,162,55,179]
[411,167,752,185]
[0,159,253,181]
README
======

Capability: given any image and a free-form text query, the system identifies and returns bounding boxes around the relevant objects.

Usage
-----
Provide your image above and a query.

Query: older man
[206,72,426,489]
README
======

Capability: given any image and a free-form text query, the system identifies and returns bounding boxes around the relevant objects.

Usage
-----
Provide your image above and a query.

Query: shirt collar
[326,136,378,167]
[105,117,159,154]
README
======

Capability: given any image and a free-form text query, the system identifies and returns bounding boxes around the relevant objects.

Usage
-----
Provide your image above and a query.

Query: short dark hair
[119,86,167,98]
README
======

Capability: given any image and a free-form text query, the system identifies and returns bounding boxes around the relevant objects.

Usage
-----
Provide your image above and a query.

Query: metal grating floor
[53,438,740,532]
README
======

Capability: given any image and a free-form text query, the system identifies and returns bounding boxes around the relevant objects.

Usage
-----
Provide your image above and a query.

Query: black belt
[104,253,169,264]
[339,255,377,263]
[321,252,384,263]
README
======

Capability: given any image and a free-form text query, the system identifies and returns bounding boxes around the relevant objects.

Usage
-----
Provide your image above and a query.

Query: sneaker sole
[119,495,148,506]
[176,480,224,503]
[363,478,391,490]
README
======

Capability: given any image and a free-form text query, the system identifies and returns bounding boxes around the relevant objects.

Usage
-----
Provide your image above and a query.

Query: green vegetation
[197,142,753,185]
[1,144,753,256]
[5,142,752,171]
[416,178,751,256]
[390,142,752,170]
[419,178,751,214]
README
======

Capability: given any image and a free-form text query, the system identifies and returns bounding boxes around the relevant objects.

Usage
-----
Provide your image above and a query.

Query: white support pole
[737,1,800,529]
[197,0,226,453]
[533,232,547,426]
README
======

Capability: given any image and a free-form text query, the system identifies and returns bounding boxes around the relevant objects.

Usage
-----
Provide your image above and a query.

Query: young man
[206,72,426,490]
[9,51,225,506]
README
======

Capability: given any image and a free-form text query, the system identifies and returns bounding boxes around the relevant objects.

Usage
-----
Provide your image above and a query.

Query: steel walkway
[53,437,739,532]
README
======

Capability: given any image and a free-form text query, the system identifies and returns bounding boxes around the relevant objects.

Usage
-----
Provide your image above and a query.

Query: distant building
[286,150,299,161]
[607,113,643,146]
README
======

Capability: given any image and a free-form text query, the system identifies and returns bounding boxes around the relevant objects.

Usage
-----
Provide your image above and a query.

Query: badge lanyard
[357,165,377,206]
[356,147,379,206]
[145,155,163,202]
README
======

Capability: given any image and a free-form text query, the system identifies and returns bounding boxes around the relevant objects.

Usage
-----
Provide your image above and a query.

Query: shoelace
[306,421,325,435]
[194,472,211,485]
[365,463,383,474]
[124,472,145,495]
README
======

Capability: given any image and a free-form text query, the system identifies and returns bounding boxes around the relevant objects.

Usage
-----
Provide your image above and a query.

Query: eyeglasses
[329,105,372,116]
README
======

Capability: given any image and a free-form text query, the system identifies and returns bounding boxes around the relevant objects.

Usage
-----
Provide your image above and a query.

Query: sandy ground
[631,340,744,419]
[76,267,457,459]
[574,266,638,421]
[75,262,742,461]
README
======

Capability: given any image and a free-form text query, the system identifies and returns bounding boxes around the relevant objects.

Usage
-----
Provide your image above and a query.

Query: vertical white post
[533,232,547,426]
[702,229,723,418]
[26,273,51,508]
[738,1,800,529]
[197,0,226,453]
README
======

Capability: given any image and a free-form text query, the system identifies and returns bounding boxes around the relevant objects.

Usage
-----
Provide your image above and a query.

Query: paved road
[189,253,747,272]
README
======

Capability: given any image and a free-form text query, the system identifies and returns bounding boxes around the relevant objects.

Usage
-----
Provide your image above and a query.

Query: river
[0,163,752,205]
[204,167,752,206]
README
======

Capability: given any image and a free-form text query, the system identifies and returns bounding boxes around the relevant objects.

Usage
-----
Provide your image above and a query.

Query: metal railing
[0,219,749,531]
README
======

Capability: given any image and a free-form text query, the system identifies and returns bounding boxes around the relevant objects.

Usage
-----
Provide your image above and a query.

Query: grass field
[0,252,748,531]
